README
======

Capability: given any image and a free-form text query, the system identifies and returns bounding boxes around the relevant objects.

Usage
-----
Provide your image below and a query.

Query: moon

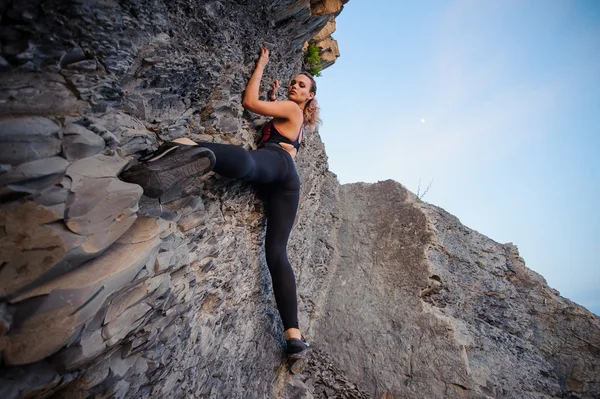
[421,119,425,123]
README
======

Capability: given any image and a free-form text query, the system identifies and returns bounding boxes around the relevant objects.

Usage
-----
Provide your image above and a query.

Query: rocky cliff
[0,1,598,399]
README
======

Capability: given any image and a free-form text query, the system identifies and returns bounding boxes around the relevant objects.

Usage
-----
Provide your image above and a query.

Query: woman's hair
[298,72,322,132]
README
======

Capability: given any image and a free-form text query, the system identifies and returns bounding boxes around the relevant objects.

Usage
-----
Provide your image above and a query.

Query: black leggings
[198,142,300,330]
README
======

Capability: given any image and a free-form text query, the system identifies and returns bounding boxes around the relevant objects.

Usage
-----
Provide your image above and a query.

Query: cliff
[0,1,598,398]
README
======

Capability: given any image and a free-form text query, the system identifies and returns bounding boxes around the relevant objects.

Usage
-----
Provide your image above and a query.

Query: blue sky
[316,0,600,315]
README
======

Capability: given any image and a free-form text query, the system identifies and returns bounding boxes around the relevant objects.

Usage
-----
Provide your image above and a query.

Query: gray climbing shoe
[120,142,215,198]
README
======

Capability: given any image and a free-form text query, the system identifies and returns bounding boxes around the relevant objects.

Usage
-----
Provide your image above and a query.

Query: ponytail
[298,72,322,132]
[303,97,321,132]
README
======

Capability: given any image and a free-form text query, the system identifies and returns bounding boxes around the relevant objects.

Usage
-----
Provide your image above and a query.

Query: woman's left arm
[268,80,279,101]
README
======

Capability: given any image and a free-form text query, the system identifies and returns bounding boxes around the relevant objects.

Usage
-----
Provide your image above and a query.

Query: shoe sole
[121,146,215,199]
[287,347,311,360]
[287,348,311,374]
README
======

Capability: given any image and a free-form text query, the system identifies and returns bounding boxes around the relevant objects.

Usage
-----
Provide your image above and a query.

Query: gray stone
[4,220,161,365]
[64,59,99,72]
[0,72,90,116]
[104,274,170,325]
[0,117,62,165]
[168,194,205,214]
[64,176,140,236]
[66,152,129,181]
[34,183,70,206]
[0,156,68,187]
[59,48,87,69]
[177,209,209,232]
[52,329,107,372]
[0,361,61,399]
[154,251,174,273]
[0,214,86,298]
[102,301,153,346]
[62,123,106,161]
[119,133,156,156]
[63,154,141,239]
[109,347,138,378]
[82,357,111,389]
[88,123,120,149]
[311,180,600,399]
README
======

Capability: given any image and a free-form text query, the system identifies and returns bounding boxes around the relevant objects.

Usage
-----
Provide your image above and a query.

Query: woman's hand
[268,79,279,101]
[257,47,269,68]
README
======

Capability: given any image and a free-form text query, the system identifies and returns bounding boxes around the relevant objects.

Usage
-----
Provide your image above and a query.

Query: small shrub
[304,43,322,77]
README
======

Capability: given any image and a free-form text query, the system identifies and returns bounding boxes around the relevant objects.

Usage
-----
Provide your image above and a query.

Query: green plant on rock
[304,43,322,77]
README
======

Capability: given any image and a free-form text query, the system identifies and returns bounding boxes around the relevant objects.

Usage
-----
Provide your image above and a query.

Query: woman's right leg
[193,142,288,184]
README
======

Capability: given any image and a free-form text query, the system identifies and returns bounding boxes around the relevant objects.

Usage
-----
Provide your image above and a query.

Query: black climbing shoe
[286,336,311,374]
[286,336,311,359]
[120,142,215,199]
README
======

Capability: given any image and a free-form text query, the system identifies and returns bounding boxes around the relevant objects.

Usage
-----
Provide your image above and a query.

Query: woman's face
[288,74,315,103]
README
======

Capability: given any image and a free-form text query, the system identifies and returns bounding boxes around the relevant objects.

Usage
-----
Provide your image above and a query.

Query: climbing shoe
[120,142,215,199]
[286,336,311,374]
[286,336,311,359]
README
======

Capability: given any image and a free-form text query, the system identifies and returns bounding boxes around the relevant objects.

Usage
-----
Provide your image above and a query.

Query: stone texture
[0,72,90,116]
[3,217,162,365]
[1,1,597,399]
[314,17,336,41]
[4,159,65,187]
[0,212,86,299]
[62,123,106,161]
[0,117,62,165]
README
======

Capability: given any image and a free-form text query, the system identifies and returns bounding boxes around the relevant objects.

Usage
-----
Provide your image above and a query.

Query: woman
[121,48,320,359]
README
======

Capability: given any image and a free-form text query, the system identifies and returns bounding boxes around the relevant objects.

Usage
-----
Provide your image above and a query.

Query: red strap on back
[259,120,272,144]
[293,118,305,142]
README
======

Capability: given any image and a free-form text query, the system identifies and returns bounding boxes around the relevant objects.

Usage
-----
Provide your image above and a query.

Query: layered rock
[0,1,598,399]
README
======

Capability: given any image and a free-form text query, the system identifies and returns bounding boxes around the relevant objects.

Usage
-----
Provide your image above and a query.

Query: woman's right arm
[242,48,302,121]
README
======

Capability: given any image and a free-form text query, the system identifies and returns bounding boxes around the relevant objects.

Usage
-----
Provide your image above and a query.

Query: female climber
[120,47,320,359]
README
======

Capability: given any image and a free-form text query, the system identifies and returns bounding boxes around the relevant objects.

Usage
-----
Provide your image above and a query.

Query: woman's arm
[242,48,301,120]
[268,79,279,101]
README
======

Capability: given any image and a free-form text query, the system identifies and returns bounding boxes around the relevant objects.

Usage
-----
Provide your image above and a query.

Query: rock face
[0,1,598,399]
[314,181,600,398]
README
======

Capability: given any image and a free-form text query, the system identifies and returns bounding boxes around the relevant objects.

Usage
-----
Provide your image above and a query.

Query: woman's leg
[174,139,302,337]
[173,139,288,184]
[264,185,301,336]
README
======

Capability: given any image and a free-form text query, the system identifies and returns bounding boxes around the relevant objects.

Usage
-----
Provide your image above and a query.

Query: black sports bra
[259,120,303,151]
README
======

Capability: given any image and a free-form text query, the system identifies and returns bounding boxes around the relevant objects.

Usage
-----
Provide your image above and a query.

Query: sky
[315,0,600,315]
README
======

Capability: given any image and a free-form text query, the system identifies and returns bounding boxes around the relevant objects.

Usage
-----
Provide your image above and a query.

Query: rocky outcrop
[309,17,341,70]
[1,1,598,399]
[309,0,347,17]
[313,181,600,398]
